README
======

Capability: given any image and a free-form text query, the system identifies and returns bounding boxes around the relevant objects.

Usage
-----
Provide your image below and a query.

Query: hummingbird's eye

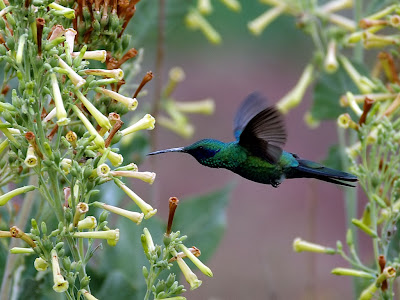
[198,146,204,150]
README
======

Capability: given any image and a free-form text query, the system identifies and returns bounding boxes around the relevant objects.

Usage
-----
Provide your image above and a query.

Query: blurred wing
[233,92,270,140]
[237,95,287,164]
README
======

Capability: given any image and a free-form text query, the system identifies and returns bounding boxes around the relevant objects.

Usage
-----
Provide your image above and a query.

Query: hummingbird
[148,92,357,188]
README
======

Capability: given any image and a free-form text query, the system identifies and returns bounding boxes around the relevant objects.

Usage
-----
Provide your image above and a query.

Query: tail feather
[289,159,358,187]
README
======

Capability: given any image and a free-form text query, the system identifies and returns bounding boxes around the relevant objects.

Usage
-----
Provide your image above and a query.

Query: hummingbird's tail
[288,159,358,187]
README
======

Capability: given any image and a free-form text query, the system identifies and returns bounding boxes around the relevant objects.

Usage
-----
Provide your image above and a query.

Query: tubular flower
[110,170,156,184]
[94,202,144,225]
[43,107,56,123]
[220,0,241,11]
[58,57,86,88]
[60,158,72,175]
[197,0,212,15]
[77,216,97,230]
[16,34,27,65]
[71,105,105,148]
[72,229,120,246]
[24,145,38,168]
[97,147,123,167]
[81,289,99,300]
[276,64,314,114]
[73,202,89,227]
[114,178,157,219]
[75,89,111,130]
[34,257,49,271]
[293,238,336,254]
[71,50,107,62]
[185,9,221,44]
[324,40,339,73]
[49,25,65,41]
[64,28,77,53]
[83,69,124,80]
[174,99,215,115]
[248,4,287,35]
[97,163,111,178]
[48,2,75,19]
[0,185,36,206]
[157,116,194,139]
[51,73,70,126]
[120,114,155,136]
[179,244,213,277]
[51,249,69,293]
[331,268,375,279]
[65,131,78,148]
[10,247,35,254]
[96,87,138,111]
[176,256,202,290]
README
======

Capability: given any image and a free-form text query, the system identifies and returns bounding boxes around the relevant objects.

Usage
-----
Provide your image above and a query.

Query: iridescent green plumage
[148,92,357,187]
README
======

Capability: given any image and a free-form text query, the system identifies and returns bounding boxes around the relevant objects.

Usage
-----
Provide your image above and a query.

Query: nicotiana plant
[0,1,215,299]
[240,0,400,299]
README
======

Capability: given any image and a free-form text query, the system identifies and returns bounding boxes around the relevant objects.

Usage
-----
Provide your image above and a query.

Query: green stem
[0,176,38,300]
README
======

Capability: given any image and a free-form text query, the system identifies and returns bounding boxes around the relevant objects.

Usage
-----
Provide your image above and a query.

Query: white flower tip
[34,257,48,271]
[146,172,156,184]
[135,213,144,225]
[144,114,156,130]
[115,69,124,80]
[78,216,97,230]
[75,79,86,89]
[57,117,71,126]
[169,67,186,82]
[53,275,69,293]
[190,279,202,290]
[107,228,120,246]
[109,153,123,167]
[24,155,38,168]
[128,98,138,111]
[144,209,157,219]
[77,202,89,214]
[97,163,111,177]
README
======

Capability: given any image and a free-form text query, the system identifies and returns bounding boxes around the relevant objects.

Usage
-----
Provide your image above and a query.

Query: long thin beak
[147,147,185,156]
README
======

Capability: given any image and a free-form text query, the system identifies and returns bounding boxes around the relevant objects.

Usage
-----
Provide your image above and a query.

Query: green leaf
[366,0,397,16]
[322,144,346,171]
[90,213,165,298]
[89,183,233,296]
[173,182,234,261]
[386,219,400,262]
[311,62,368,121]
[129,1,192,46]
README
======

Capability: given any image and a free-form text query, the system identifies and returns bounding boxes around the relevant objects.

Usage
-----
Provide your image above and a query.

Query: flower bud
[293,238,336,254]
[34,257,49,271]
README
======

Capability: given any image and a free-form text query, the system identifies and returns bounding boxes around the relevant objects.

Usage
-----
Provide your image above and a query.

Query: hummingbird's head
[147,139,224,167]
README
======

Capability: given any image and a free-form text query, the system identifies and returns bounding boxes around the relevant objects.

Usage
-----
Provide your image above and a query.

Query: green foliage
[130,0,192,45]
[311,62,368,121]
[173,183,233,261]
[88,183,232,298]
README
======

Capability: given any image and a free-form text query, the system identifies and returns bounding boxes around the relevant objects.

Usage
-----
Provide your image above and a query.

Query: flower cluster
[140,197,213,299]
[277,2,400,299]
[0,1,217,298]
[185,0,241,44]
[157,67,215,138]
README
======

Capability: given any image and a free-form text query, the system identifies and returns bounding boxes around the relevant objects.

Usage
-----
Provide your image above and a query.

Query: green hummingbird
[148,92,357,187]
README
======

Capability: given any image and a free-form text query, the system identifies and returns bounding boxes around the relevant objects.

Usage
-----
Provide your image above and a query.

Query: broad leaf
[173,183,234,261]
[129,1,192,46]
[311,62,368,121]
[322,144,346,171]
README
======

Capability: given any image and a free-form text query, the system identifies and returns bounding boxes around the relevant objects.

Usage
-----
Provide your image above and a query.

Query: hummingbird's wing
[233,92,270,140]
[234,92,287,164]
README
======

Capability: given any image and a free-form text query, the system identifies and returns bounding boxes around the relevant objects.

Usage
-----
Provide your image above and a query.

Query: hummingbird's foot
[271,181,281,188]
